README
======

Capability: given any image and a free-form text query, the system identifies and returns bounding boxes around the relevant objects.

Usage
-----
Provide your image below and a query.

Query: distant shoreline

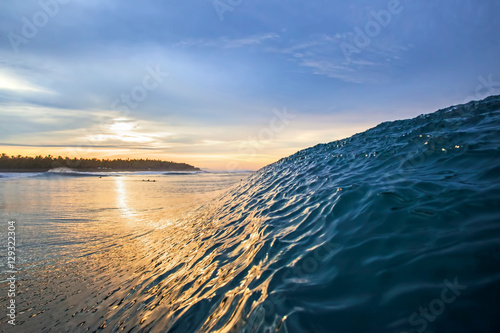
[0,154,201,173]
[0,168,201,173]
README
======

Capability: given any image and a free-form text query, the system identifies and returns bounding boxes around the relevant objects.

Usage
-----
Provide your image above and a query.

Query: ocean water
[1,95,500,332]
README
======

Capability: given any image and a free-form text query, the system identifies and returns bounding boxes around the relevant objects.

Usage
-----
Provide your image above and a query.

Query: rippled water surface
[2,96,500,332]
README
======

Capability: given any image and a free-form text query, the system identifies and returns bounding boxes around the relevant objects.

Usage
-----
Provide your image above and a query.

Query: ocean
[1,95,500,332]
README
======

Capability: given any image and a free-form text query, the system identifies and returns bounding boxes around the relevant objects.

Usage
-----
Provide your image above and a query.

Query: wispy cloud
[174,33,280,49]
[0,70,54,94]
[173,30,414,84]
[0,143,159,150]
[269,34,413,83]
[1,0,499,169]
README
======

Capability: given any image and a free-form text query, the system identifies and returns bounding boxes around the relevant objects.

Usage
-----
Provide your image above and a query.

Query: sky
[1,0,499,170]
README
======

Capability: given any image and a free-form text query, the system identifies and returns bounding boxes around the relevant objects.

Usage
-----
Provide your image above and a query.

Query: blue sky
[1,0,499,170]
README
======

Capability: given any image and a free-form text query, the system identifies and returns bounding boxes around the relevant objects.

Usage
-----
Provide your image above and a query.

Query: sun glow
[88,119,159,144]
[0,71,51,93]
[110,121,135,132]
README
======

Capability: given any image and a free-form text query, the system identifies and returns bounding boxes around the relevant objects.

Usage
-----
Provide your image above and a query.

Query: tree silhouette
[0,153,200,171]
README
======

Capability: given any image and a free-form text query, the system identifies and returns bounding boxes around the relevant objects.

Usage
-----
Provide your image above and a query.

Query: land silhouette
[0,154,200,172]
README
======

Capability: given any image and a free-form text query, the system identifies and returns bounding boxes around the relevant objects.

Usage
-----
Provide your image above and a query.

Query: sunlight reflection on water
[0,172,257,332]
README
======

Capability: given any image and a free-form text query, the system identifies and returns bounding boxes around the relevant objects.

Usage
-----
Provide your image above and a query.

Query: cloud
[1,0,499,169]
[174,33,280,49]
[174,29,413,84]
[0,143,158,150]
[268,34,413,83]
[0,70,54,94]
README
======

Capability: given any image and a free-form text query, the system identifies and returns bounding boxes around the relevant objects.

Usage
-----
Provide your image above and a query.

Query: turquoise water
[1,96,500,332]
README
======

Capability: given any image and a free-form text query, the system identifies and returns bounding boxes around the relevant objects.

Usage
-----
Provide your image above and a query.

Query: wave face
[51,96,499,333]
[151,96,500,332]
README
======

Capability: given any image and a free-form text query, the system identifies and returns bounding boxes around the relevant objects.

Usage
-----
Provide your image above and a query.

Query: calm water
[1,96,500,332]
[1,172,248,268]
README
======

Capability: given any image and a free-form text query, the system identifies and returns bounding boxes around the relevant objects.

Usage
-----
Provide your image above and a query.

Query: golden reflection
[114,177,136,218]
[36,174,264,331]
